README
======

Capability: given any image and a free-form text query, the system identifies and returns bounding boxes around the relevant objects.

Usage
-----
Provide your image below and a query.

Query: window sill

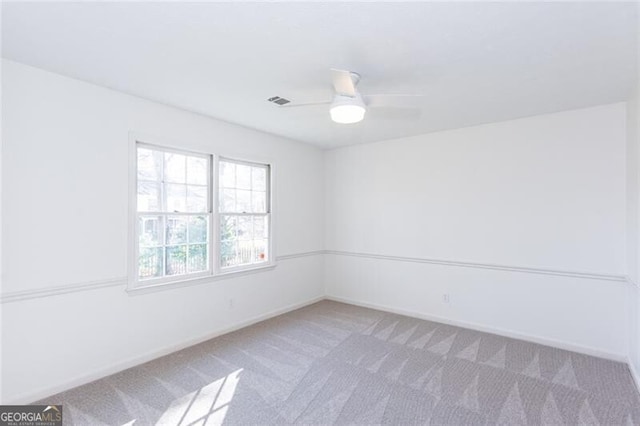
[127,262,277,296]
[216,261,275,276]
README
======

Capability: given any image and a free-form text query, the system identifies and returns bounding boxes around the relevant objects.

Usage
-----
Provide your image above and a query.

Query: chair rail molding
[1,277,128,304]
[324,250,628,283]
[1,250,326,303]
[2,249,629,303]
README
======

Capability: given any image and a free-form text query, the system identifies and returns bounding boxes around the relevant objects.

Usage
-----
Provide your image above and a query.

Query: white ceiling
[2,2,637,149]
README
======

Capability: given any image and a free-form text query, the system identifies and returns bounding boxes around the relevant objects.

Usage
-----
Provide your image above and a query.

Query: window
[136,144,211,283]
[132,140,273,289]
[219,158,271,270]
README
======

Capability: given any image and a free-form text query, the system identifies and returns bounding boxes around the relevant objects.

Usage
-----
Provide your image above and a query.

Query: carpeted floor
[38,300,640,425]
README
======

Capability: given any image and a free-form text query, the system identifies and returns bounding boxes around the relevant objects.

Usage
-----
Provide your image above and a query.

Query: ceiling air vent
[267,96,291,106]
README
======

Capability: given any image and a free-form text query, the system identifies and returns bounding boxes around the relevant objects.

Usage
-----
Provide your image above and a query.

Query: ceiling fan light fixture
[330,94,366,124]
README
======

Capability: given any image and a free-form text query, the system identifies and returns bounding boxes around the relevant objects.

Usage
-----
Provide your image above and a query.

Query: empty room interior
[2,1,640,425]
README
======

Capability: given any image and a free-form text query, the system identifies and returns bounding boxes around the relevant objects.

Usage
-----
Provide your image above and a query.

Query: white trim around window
[127,133,276,292]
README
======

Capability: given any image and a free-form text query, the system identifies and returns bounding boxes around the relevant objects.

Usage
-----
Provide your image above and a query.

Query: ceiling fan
[268,69,423,124]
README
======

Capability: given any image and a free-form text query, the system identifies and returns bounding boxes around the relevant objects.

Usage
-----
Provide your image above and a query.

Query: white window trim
[127,132,277,292]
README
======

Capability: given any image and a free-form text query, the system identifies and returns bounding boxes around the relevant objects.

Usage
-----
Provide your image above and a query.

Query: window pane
[139,216,163,246]
[220,188,236,212]
[166,184,187,212]
[254,216,267,239]
[236,164,251,190]
[166,246,187,276]
[188,216,208,243]
[251,191,266,213]
[236,241,253,265]
[188,244,208,273]
[187,157,208,185]
[219,214,269,269]
[138,182,161,212]
[220,241,237,268]
[220,215,244,267]
[220,215,237,241]
[219,160,269,214]
[166,217,187,245]
[252,167,266,192]
[139,247,163,279]
[186,186,207,212]
[220,161,235,188]
[138,148,162,181]
[238,216,252,240]
[236,190,251,213]
[255,239,268,263]
[165,153,186,183]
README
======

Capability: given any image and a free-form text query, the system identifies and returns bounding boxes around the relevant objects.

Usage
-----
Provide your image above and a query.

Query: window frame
[216,156,273,274]
[127,134,275,292]
[133,142,214,286]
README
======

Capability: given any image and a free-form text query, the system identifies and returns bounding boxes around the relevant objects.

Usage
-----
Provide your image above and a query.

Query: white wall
[627,91,640,383]
[325,103,631,359]
[627,2,640,385]
[0,60,325,403]
[0,7,4,404]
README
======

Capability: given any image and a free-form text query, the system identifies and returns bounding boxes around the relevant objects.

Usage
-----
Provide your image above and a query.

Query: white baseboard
[325,295,627,363]
[7,295,324,405]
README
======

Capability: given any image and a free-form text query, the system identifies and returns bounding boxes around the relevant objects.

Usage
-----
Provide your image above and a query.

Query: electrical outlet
[442,293,450,304]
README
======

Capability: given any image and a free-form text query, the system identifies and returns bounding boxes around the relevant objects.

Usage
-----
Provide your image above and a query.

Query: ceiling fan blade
[368,107,422,120]
[276,100,332,108]
[364,94,424,108]
[331,69,357,97]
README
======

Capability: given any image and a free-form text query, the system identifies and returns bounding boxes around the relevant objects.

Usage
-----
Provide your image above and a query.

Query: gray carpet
[37,300,640,425]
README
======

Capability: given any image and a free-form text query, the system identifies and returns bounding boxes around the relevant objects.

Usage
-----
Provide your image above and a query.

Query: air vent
[267,96,291,106]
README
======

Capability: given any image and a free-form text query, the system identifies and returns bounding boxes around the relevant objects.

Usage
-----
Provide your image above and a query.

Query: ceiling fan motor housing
[330,93,367,124]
